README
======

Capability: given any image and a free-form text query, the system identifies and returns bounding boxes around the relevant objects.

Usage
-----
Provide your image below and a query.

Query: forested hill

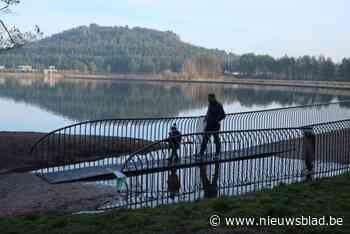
[0,24,230,74]
[1,23,349,81]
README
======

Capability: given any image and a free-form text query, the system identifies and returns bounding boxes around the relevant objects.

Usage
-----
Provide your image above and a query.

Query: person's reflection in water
[200,162,220,198]
[167,164,180,199]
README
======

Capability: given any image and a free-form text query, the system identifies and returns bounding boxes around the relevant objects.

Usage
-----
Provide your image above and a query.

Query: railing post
[302,127,315,181]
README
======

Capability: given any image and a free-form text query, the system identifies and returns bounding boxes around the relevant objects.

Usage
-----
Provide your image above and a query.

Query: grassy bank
[2,173,350,234]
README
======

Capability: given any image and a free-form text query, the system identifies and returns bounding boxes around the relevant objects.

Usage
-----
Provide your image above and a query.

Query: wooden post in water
[303,128,315,181]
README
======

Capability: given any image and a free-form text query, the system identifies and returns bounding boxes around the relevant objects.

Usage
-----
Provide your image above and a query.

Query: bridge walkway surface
[38,143,294,184]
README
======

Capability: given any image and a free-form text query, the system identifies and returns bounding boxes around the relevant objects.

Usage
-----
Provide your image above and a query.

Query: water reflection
[0,76,349,131]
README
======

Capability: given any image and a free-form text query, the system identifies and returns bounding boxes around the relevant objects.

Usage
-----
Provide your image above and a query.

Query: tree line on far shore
[0,24,349,81]
[225,53,350,81]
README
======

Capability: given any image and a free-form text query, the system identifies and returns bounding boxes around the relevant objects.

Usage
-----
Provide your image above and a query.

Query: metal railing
[97,119,350,210]
[30,100,350,172]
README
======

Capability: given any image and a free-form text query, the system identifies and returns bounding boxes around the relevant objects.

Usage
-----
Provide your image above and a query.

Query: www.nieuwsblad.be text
[209,215,343,227]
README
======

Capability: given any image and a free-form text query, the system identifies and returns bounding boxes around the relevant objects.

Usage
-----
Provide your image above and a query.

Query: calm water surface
[0,76,349,132]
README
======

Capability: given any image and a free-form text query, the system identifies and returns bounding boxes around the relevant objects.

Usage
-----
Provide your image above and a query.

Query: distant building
[0,65,5,70]
[224,71,241,75]
[44,66,58,75]
[18,65,33,72]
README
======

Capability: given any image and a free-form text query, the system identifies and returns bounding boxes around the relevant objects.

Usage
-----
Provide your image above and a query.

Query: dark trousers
[169,147,179,160]
[199,131,221,156]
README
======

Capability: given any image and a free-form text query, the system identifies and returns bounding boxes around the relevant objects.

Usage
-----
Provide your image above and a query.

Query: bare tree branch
[0,0,19,13]
[0,0,42,51]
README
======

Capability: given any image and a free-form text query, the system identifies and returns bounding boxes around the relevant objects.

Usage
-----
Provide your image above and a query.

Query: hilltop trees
[0,24,231,74]
[0,21,349,81]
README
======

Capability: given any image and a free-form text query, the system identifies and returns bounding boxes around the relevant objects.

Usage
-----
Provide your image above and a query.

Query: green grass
[2,174,350,234]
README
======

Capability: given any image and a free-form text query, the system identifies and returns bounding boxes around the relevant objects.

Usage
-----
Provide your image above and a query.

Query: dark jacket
[168,129,182,150]
[205,101,225,131]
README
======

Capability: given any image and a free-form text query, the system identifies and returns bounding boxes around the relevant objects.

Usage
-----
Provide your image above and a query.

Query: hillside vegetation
[0,23,349,81]
[0,24,229,77]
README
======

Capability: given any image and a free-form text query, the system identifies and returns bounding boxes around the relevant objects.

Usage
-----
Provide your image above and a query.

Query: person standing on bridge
[167,123,182,162]
[199,94,225,159]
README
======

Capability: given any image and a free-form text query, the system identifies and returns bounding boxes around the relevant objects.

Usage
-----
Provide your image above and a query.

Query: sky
[3,0,350,62]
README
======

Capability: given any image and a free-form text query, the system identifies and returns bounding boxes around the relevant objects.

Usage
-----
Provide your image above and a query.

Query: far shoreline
[64,73,350,91]
[2,71,350,90]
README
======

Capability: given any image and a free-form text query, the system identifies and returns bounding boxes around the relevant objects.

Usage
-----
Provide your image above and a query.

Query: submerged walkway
[39,143,295,184]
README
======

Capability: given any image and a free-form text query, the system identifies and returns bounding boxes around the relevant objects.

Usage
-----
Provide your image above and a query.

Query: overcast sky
[4,0,349,61]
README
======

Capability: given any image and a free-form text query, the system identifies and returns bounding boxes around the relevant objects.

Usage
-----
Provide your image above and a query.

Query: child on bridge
[167,123,182,162]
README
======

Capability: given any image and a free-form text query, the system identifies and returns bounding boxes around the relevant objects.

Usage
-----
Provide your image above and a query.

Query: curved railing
[98,119,350,209]
[122,128,303,175]
[30,100,350,171]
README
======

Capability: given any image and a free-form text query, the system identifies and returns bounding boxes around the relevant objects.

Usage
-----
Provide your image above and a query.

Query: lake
[3,76,347,210]
[1,76,350,132]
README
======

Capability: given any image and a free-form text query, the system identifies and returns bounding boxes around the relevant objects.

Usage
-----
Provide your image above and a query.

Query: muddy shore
[0,173,118,217]
[0,132,46,174]
[0,131,153,174]
[0,131,146,217]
